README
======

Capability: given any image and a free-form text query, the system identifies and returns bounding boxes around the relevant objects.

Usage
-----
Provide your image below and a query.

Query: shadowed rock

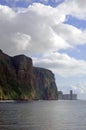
[0,50,58,100]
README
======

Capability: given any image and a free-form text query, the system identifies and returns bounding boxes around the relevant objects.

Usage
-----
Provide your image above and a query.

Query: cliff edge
[0,50,58,100]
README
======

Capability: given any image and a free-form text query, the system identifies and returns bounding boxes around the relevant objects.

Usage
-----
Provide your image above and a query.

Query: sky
[0,0,86,99]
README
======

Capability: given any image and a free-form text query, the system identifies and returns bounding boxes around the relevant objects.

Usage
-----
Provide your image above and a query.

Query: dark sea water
[0,100,86,130]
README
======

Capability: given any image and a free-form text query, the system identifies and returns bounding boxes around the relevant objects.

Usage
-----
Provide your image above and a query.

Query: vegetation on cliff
[0,50,58,100]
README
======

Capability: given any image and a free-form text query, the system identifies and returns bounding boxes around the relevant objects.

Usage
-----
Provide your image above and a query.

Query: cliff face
[33,67,58,100]
[0,50,58,100]
[12,55,35,100]
[0,50,17,99]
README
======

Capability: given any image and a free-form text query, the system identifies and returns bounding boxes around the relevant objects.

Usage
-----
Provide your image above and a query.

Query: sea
[0,100,86,130]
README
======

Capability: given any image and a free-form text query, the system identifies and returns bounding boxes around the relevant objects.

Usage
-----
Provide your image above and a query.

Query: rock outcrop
[0,50,58,100]
[33,67,58,100]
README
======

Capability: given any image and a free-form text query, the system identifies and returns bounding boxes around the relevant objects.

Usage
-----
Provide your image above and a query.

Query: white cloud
[58,0,86,19]
[0,3,67,55]
[0,1,86,99]
[0,1,86,76]
[33,52,86,77]
[0,2,86,56]
[71,82,86,94]
[12,32,31,50]
[52,24,86,47]
[0,5,16,19]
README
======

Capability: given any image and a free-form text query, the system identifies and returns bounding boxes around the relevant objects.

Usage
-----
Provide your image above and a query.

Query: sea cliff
[0,50,58,100]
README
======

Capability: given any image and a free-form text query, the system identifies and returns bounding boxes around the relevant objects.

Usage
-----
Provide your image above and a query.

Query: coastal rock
[0,50,58,100]
[33,67,58,100]
[12,55,35,100]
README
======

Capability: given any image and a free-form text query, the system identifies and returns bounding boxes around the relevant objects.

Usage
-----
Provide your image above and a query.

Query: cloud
[71,82,86,94]
[0,3,67,55]
[0,2,86,56]
[0,1,86,77]
[33,52,86,77]
[58,0,86,20]
[52,24,86,47]
[0,1,86,99]
[0,4,15,18]
[12,32,31,51]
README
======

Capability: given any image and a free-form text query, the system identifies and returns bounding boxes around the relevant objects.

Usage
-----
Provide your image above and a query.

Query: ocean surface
[0,100,86,130]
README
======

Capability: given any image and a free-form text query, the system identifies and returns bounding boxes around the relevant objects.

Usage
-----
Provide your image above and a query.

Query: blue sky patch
[65,15,86,29]
[58,44,86,60]
[0,0,64,7]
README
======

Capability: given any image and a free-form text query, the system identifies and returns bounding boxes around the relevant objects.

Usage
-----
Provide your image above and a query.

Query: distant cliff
[0,50,58,100]
[33,67,58,100]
